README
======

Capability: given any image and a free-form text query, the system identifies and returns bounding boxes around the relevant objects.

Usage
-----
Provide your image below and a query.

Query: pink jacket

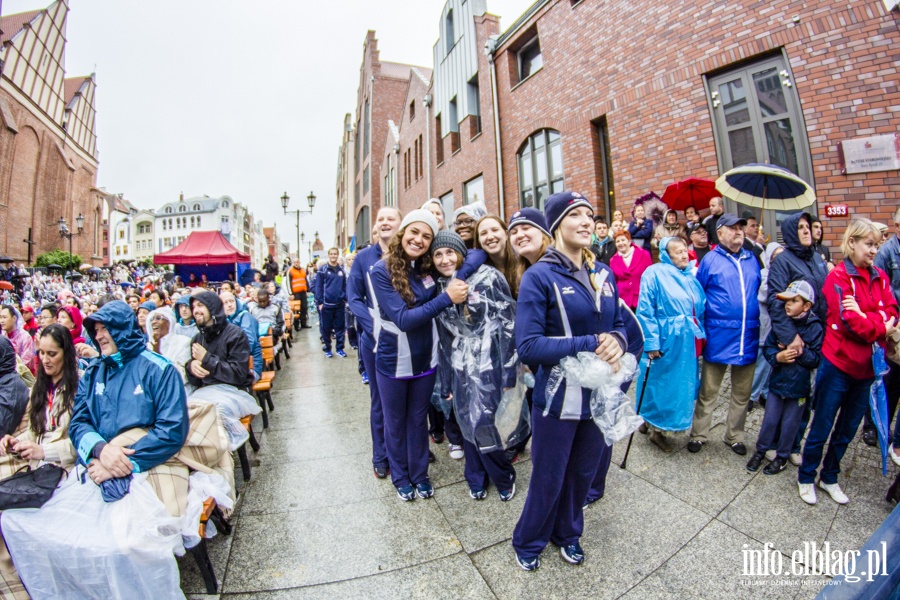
[610,245,652,308]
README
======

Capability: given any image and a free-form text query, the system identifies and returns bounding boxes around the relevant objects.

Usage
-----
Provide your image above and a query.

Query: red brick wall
[0,89,99,264]
[490,0,900,256]
[391,72,431,216]
[431,14,502,217]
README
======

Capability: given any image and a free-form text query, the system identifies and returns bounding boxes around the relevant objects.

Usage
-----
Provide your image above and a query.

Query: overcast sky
[3,0,533,252]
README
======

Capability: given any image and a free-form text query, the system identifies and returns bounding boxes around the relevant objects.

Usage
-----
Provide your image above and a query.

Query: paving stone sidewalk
[179,330,898,599]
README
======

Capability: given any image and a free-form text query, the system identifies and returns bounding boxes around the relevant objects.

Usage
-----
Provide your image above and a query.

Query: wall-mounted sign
[838,133,900,174]
[824,204,849,218]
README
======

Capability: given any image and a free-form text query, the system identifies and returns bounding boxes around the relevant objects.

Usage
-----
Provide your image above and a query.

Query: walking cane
[620,357,653,469]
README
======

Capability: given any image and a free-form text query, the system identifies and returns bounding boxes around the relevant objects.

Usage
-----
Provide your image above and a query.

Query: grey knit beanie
[431,230,468,259]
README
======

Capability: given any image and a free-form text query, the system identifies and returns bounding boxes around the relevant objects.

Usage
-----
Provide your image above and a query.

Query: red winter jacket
[821,259,899,379]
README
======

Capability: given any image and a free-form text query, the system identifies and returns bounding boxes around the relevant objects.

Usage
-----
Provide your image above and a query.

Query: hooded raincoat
[173,295,199,339]
[186,292,252,389]
[634,238,707,431]
[3,307,35,375]
[59,305,86,345]
[436,265,521,451]
[767,212,828,346]
[145,306,192,384]
[226,299,263,379]
[0,336,30,438]
[69,300,189,472]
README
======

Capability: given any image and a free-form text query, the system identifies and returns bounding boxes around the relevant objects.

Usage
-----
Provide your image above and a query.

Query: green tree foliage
[34,250,82,271]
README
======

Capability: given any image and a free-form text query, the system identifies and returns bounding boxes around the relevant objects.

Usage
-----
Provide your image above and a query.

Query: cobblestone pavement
[178,330,898,599]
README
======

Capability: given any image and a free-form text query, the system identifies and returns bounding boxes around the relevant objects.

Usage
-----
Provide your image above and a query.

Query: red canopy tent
[154,231,249,265]
[154,231,251,284]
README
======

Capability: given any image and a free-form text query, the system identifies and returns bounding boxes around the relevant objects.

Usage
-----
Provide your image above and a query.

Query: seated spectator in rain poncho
[186,292,260,450]
[249,289,284,339]
[56,304,86,345]
[173,295,199,339]
[0,305,35,375]
[266,281,290,316]
[146,306,192,385]
[0,337,29,449]
[634,237,706,452]
[221,291,263,381]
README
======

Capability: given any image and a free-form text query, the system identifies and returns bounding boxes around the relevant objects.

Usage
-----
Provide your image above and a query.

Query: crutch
[620,357,653,469]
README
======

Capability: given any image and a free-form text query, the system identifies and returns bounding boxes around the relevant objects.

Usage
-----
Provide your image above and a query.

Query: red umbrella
[660,178,721,212]
[0,281,13,291]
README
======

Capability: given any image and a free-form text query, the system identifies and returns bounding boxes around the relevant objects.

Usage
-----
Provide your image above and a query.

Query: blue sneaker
[397,485,416,502]
[560,542,585,565]
[499,483,516,502]
[469,488,487,500]
[336,350,347,358]
[515,554,540,571]
[325,351,333,358]
[415,482,434,499]
[362,372,369,385]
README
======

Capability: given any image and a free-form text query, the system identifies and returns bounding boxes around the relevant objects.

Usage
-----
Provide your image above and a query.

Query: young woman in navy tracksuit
[512,192,627,571]
[370,209,468,501]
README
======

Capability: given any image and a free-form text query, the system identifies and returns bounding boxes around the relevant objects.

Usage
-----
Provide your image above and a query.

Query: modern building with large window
[350,0,900,252]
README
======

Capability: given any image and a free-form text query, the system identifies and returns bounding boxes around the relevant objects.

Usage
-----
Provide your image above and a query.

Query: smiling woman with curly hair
[369,209,469,503]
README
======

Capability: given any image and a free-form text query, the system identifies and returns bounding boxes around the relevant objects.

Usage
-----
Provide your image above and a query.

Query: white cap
[400,209,439,236]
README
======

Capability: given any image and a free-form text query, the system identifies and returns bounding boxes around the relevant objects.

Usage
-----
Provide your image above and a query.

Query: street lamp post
[58,213,84,274]
[280,191,316,264]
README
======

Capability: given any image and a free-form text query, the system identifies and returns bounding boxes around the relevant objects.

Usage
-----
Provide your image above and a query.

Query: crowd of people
[1,192,899,588]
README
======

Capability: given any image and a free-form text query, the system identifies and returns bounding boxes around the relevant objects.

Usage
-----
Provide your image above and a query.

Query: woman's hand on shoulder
[446,279,469,305]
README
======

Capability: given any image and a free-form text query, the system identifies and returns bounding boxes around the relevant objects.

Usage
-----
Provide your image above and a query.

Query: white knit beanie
[400,209,439,236]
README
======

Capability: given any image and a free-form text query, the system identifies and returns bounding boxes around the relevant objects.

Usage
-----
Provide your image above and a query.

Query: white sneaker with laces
[448,444,464,460]
[818,481,849,504]
[798,483,817,505]
[891,445,900,468]
[789,453,802,467]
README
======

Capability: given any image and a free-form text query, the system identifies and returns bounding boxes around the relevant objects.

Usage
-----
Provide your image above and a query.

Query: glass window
[445,9,454,54]
[464,175,484,204]
[518,38,543,81]
[440,191,454,220]
[517,129,564,210]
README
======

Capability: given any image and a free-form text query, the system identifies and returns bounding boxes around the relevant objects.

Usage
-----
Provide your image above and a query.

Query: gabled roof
[411,67,432,86]
[380,61,428,80]
[0,9,42,45]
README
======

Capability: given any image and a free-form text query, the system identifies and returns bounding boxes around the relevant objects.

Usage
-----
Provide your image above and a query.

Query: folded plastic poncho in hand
[546,352,641,444]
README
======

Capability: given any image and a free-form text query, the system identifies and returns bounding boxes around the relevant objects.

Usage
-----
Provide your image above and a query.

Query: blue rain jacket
[347,243,382,341]
[635,238,707,431]
[762,309,822,400]
[697,244,761,366]
[515,248,627,420]
[70,301,189,472]
[227,299,263,378]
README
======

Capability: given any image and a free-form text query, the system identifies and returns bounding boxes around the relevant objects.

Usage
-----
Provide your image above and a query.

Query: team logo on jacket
[601,282,614,297]
[133,384,144,395]
[561,286,575,295]
[95,382,105,396]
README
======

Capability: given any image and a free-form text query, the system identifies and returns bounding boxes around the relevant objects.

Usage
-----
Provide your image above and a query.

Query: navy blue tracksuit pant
[756,392,806,459]
[513,406,604,559]
[321,305,345,351]
[376,370,436,489]
[463,439,515,493]
[587,378,632,501]
[360,333,388,469]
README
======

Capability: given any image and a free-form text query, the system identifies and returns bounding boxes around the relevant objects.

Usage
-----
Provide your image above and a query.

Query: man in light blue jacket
[688,214,761,455]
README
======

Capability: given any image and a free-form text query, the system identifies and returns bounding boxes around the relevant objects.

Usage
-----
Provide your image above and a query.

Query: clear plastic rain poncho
[436,266,530,453]
[188,384,261,451]
[546,352,641,444]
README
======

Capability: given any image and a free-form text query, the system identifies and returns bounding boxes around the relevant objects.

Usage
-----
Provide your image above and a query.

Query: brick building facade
[0,1,103,265]
[345,0,900,254]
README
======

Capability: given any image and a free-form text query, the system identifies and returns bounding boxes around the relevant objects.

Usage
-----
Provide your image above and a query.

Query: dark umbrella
[660,178,720,212]
[67,273,83,280]
[87,267,102,275]
[46,264,64,271]
[0,256,13,264]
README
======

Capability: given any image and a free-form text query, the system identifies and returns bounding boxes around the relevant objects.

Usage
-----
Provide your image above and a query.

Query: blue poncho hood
[84,300,146,362]
[659,237,692,274]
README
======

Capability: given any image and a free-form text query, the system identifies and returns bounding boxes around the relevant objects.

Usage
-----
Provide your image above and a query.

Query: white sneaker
[818,481,849,504]
[798,483,817,505]
[789,453,802,467]
[448,444,464,460]
[765,450,776,461]
[891,445,900,468]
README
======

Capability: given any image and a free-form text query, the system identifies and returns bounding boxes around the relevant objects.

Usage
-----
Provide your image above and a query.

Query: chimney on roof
[179,192,183,202]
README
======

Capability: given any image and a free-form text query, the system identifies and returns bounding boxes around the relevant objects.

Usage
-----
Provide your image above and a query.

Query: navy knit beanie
[508,207,550,237]
[544,191,593,236]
